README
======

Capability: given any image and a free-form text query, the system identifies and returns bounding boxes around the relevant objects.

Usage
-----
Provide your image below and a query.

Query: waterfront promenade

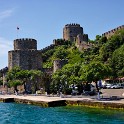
[1,89,124,102]
[0,93,124,104]
[0,94,93,102]
[0,89,124,109]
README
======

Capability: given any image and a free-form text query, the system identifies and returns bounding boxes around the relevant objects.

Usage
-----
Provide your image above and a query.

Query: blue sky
[0,0,124,69]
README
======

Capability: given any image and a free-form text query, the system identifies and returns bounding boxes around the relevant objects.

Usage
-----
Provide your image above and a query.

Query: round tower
[8,38,42,70]
[53,59,68,72]
[14,38,37,50]
[63,23,83,41]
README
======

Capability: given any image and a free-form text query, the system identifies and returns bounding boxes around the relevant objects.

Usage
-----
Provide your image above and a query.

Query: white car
[110,85,118,89]
[106,84,112,89]
[111,84,123,89]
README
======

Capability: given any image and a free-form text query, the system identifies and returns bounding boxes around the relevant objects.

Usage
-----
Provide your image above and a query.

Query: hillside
[42,29,124,79]
[41,29,124,94]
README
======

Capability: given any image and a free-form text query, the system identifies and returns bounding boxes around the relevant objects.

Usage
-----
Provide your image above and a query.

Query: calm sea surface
[0,103,124,124]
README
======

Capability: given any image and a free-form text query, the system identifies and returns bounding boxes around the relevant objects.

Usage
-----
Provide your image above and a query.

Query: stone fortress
[8,23,91,73]
[0,23,124,91]
[8,38,42,70]
[1,23,124,74]
[0,23,124,93]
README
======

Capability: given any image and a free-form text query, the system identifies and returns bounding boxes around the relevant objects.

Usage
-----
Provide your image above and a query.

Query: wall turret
[53,59,68,73]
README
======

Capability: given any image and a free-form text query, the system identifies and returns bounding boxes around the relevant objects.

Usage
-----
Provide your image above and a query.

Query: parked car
[71,89,78,95]
[111,84,123,89]
[110,85,118,89]
[106,84,112,89]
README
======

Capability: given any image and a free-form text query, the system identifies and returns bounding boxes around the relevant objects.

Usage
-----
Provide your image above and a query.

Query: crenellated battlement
[14,38,37,50]
[41,44,55,53]
[102,25,124,38]
[14,38,37,42]
[65,23,80,27]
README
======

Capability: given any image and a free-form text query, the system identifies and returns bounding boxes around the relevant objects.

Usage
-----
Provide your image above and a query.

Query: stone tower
[63,23,83,41]
[63,23,90,51]
[53,59,68,73]
[8,38,42,70]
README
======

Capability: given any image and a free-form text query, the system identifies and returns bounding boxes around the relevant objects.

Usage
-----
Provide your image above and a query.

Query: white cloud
[0,9,14,21]
[0,37,13,57]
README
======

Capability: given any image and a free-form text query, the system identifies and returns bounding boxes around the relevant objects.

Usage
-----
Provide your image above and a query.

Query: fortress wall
[102,25,124,38]
[41,44,55,53]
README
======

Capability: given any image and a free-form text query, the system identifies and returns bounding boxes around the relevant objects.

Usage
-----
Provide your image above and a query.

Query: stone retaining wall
[0,97,124,110]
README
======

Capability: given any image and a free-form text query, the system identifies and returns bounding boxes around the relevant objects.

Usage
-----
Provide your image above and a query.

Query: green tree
[6,66,21,81]
[51,63,81,94]
[97,36,107,45]
[99,29,124,62]
[6,67,28,92]
[51,70,61,94]
[6,67,43,93]
[9,80,22,92]
[68,48,83,64]
[29,70,43,93]
[110,44,124,78]
[53,46,69,59]
[79,61,111,91]
[95,35,101,42]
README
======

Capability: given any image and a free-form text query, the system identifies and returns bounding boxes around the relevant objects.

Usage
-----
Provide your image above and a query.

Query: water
[0,103,124,124]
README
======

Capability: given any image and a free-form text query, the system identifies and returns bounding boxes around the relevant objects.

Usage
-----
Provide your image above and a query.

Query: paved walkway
[101,89,124,97]
[0,94,93,102]
[0,89,124,105]
[0,94,124,104]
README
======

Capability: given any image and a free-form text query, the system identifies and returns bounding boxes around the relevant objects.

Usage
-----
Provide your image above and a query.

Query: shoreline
[0,95,124,109]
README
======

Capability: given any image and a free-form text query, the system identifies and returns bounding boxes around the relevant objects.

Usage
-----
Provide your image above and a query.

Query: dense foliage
[6,67,43,93]
[42,29,124,94]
